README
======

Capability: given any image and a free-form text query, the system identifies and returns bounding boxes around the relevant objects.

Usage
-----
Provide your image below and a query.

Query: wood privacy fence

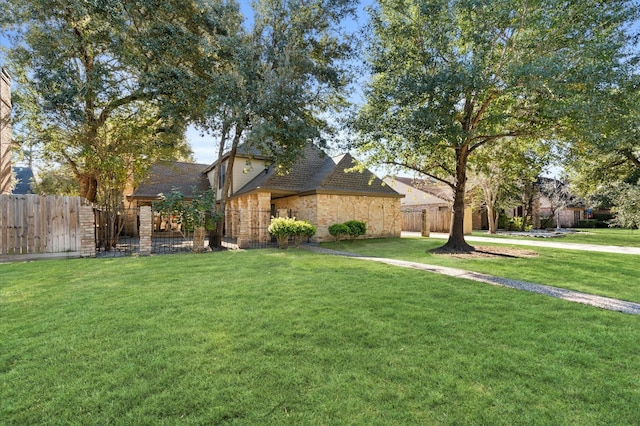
[0,194,95,256]
[402,207,452,233]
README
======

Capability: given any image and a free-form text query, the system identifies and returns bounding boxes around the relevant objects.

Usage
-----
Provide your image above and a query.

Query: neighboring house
[535,177,586,228]
[11,166,34,195]
[130,144,404,246]
[383,176,475,233]
[126,161,210,235]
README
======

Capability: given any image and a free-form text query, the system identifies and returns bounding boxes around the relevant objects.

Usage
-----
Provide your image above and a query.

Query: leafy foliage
[610,181,640,229]
[353,0,636,251]
[343,220,367,239]
[267,217,299,238]
[153,188,218,235]
[328,223,350,241]
[0,0,226,203]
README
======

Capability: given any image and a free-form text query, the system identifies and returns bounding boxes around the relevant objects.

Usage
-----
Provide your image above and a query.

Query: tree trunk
[438,145,474,252]
[209,121,244,249]
[487,204,497,234]
[78,173,98,203]
[209,122,230,249]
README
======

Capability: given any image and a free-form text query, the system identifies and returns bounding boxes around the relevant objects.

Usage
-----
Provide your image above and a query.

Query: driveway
[402,232,640,255]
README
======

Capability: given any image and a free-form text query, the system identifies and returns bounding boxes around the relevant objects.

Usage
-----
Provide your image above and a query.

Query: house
[383,176,475,233]
[126,161,210,235]
[11,166,35,194]
[130,144,404,246]
[534,177,586,228]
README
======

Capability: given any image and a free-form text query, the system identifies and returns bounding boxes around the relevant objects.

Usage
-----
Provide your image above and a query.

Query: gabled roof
[130,161,210,200]
[12,166,34,195]
[234,144,402,198]
[392,176,453,202]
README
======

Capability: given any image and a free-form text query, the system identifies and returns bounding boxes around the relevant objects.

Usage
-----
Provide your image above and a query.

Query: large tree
[0,0,236,203]
[195,0,357,248]
[353,0,636,251]
[566,79,640,196]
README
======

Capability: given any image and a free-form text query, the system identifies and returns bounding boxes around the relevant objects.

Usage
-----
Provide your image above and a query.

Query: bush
[295,221,317,238]
[269,217,317,248]
[577,219,609,229]
[328,223,350,241]
[344,220,367,238]
[577,220,596,228]
[268,217,298,238]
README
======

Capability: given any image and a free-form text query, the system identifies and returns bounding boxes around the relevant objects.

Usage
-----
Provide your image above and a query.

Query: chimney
[0,68,12,195]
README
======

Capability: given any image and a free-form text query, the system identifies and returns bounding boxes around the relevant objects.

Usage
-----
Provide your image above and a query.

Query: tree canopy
[0,0,237,203]
[353,0,637,250]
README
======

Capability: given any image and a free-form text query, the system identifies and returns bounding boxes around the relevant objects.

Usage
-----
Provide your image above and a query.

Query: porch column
[236,197,250,249]
[139,206,152,255]
[257,192,271,243]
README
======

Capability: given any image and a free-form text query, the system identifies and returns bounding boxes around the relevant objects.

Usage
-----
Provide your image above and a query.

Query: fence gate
[401,206,451,233]
[94,205,140,257]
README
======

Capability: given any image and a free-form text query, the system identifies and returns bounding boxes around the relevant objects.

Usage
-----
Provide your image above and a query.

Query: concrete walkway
[404,232,640,255]
[302,244,640,315]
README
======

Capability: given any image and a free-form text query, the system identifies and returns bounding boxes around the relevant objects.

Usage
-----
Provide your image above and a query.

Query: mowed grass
[324,237,640,304]
[2,250,640,424]
[472,228,640,247]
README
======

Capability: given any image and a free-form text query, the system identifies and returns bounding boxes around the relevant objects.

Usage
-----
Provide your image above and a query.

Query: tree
[196,0,357,248]
[566,81,640,196]
[610,181,640,229]
[538,178,576,229]
[0,0,233,203]
[353,0,636,252]
[470,138,552,233]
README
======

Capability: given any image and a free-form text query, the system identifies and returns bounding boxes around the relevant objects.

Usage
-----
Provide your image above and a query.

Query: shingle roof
[130,161,210,200]
[234,144,402,198]
[12,166,34,194]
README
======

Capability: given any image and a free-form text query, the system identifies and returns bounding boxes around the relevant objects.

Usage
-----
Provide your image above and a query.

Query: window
[218,163,226,190]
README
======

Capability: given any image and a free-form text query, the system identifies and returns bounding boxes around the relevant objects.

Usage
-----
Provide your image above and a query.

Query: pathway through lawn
[303,245,640,315]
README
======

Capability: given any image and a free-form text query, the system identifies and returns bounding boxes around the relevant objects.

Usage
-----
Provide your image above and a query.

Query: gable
[232,145,402,199]
[387,176,452,204]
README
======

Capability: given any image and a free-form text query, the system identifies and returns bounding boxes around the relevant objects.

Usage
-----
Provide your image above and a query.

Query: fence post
[139,206,152,255]
[421,209,430,237]
[79,204,96,257]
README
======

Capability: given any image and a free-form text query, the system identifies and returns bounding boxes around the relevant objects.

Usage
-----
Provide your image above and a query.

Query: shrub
[577,220,597,228]
[292,221,316,247]
[268,217,298,238]
[328,223,350,241]
[295,221,317,238]
[344,220,367,239]
[269,217,317,248]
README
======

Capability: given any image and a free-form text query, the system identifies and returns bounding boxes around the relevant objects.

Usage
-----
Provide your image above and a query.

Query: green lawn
[324,237,640,304]
[472,228,640,247]
[2,250,640,424]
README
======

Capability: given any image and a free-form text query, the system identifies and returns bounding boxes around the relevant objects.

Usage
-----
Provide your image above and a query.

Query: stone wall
[0,68,12,195]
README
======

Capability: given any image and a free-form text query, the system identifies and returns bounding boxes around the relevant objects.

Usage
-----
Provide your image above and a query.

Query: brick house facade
[130,144,403,246]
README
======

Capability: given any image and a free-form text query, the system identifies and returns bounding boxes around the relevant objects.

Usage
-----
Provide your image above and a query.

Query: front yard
[2,248,640,424]
[324,236,640,304]
[472,227,640,247]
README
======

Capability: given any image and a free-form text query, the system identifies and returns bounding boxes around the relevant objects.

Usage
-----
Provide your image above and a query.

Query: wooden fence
[0,194,95,256]
[402,207,452,233]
